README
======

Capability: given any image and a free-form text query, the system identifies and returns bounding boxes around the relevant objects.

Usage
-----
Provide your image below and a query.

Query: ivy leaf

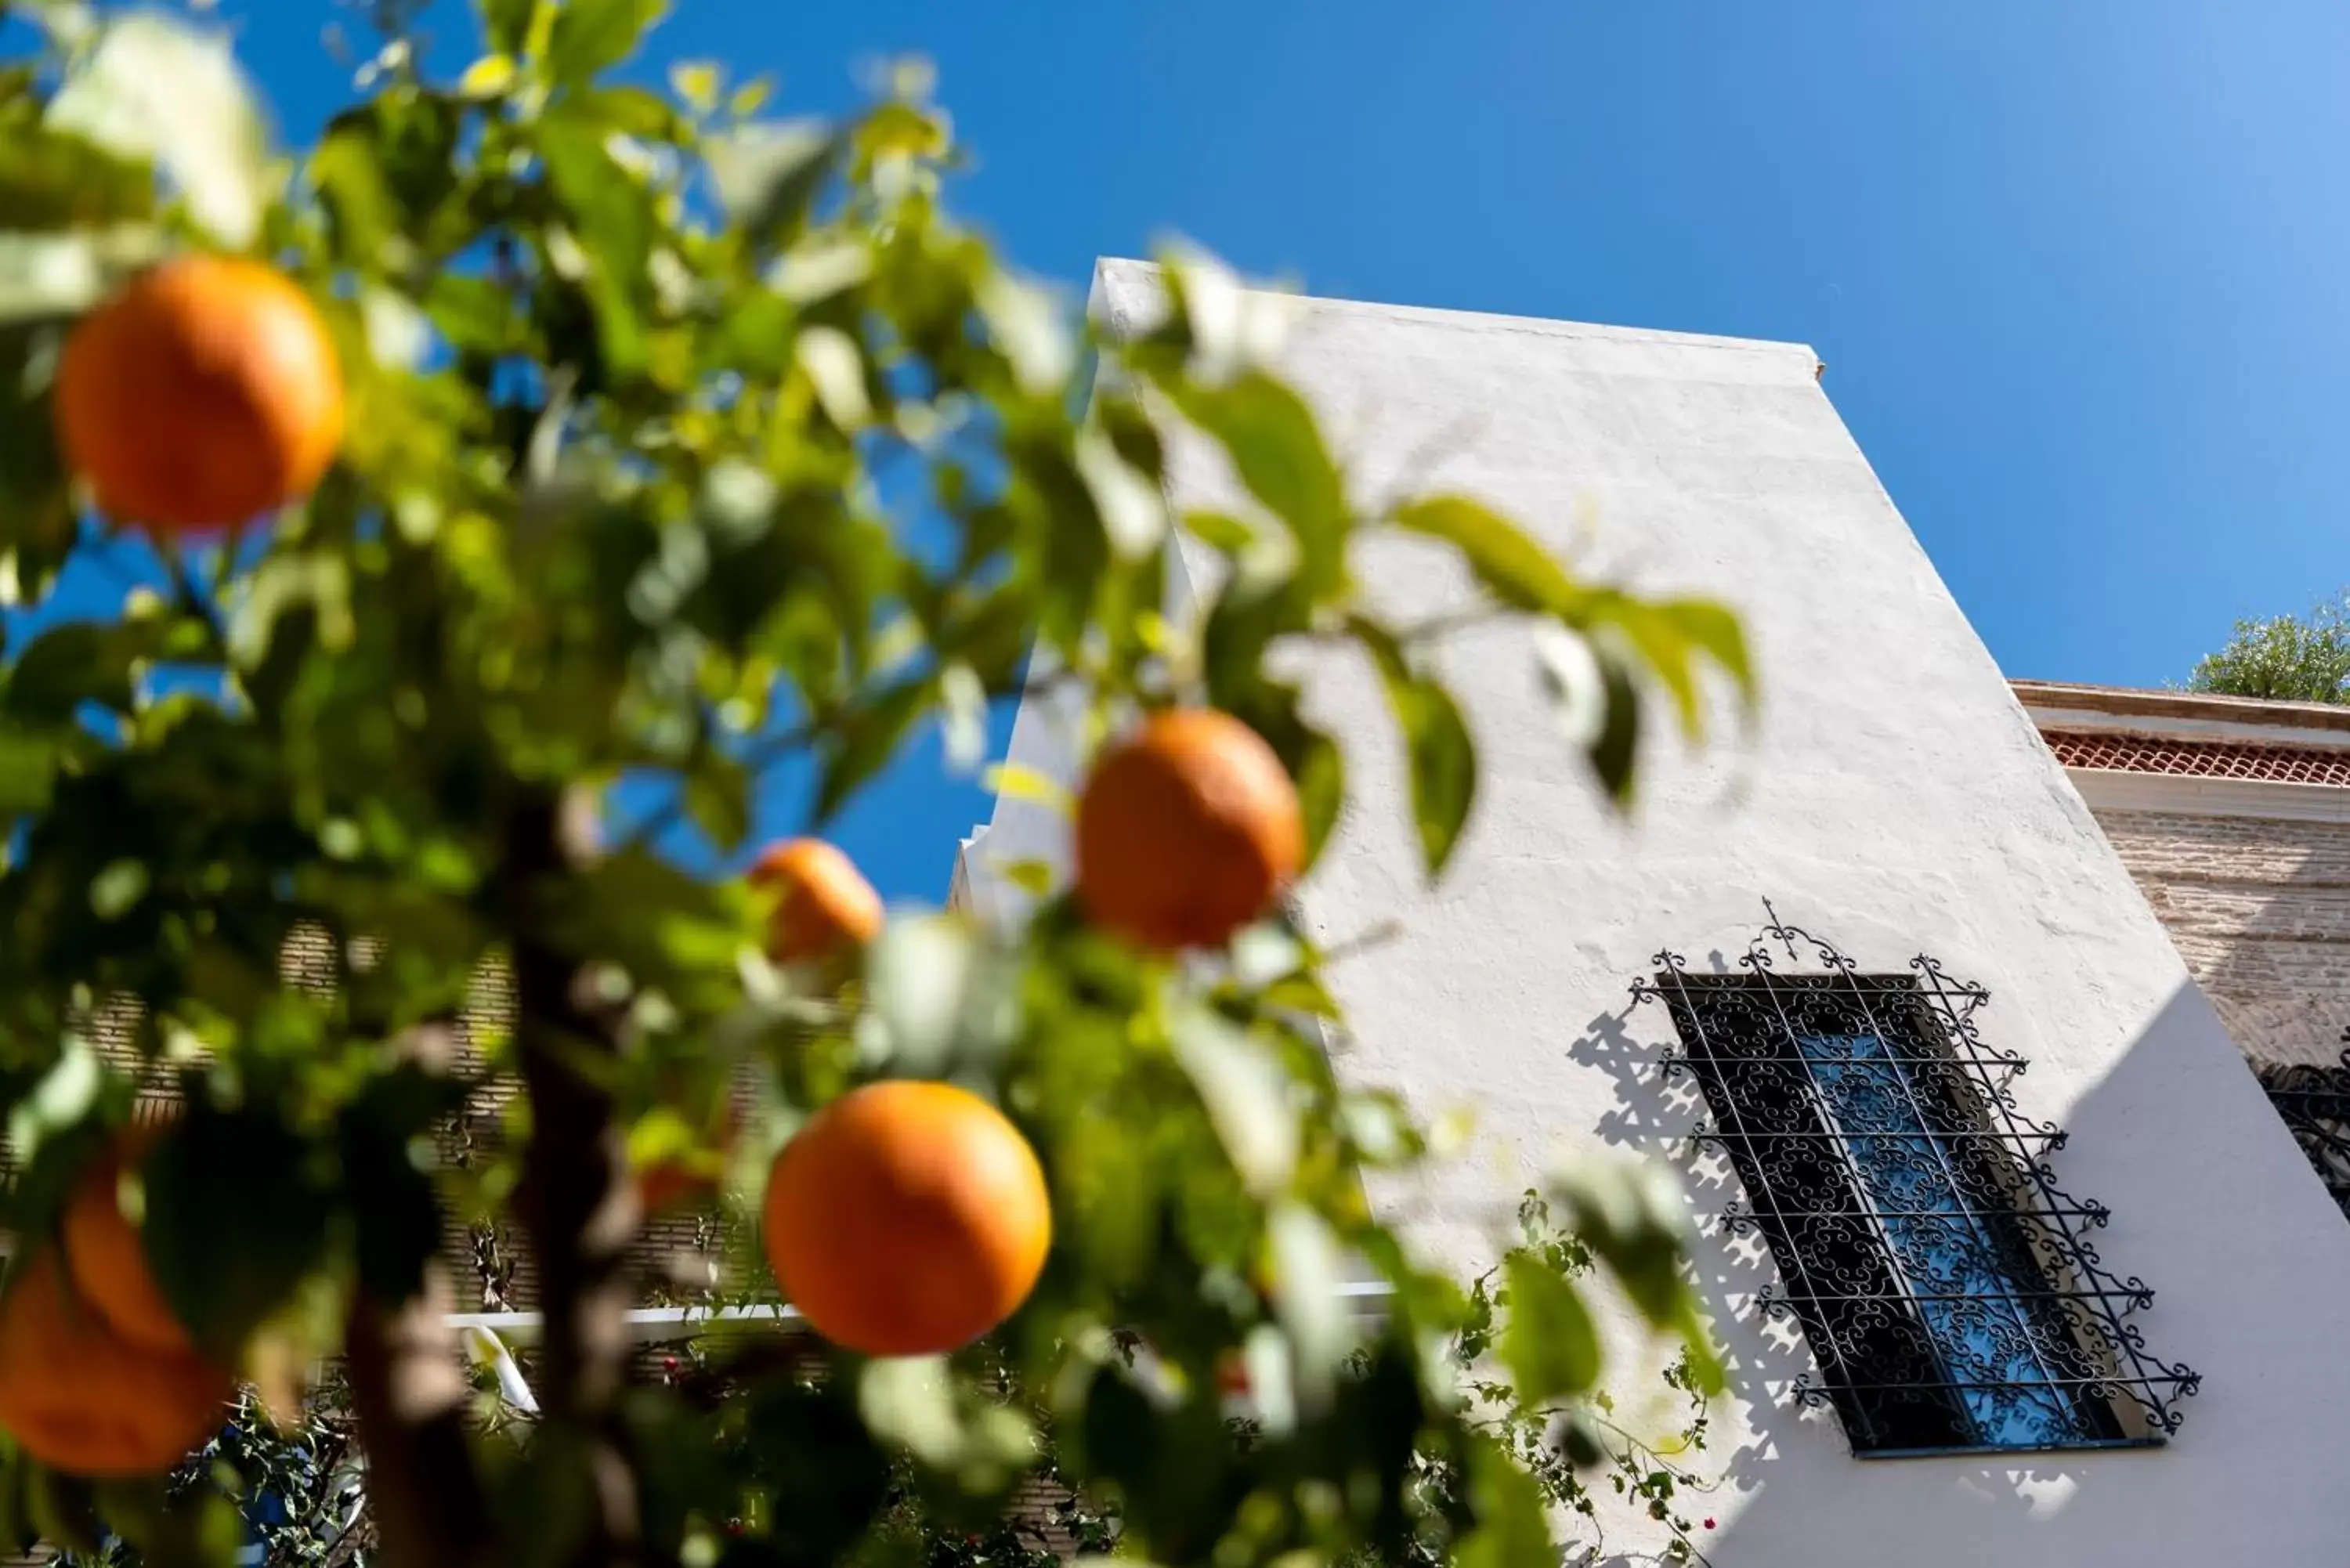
[1390,494,1584,619]
[1499,1251,1600,1405]
[545,0,671,85]
[1354,618,1476,877]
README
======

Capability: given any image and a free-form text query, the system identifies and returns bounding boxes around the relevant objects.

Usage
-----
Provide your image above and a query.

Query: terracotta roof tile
[2043,730,2350,788]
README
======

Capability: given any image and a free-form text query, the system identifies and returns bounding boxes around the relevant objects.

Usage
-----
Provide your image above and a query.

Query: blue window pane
[1796,1033,2106,1449]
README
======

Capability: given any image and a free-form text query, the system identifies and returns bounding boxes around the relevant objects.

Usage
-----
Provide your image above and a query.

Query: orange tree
[0,3,1753,1566]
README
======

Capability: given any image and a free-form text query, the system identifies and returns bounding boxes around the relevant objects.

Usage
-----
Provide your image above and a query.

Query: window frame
[1633,912,2200,1458]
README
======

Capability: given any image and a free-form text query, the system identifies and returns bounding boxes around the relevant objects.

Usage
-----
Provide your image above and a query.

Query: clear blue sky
[55,2,2350,899]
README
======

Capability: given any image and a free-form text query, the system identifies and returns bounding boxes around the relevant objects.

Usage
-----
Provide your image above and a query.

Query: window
[1636,913,2199,1457]
[2256,1035,2350,1223]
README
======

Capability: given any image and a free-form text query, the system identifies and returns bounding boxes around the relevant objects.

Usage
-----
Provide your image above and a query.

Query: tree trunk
[505,786,644,1568]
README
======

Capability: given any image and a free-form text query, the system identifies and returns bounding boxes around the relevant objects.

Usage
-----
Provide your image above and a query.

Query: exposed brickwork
[2045,730,2350,786]
[2089,809,2350,1069]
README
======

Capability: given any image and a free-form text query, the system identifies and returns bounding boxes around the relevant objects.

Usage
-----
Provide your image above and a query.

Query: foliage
[0,4,1754,1568]
[2185,591,2350,703]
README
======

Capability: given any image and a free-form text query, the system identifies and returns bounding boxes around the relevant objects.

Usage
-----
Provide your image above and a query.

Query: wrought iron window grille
[1632,905,2200,1458]
[2256,1030,2350,1224]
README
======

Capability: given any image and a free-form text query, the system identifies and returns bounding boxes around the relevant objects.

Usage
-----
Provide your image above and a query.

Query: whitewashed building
[958,261,2350,1565]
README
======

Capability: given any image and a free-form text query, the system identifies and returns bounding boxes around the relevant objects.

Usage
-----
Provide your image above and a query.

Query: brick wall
[2087,808,2350,1070]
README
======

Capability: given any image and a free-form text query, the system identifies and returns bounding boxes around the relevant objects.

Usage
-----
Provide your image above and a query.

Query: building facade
[963,262,2350,1565]
[2020,678,2350,1224]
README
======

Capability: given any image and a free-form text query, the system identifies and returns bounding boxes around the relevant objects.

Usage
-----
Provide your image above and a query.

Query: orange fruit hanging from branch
[62,1125,193,1357]
[0,1249,231,1478]
[55,255,345,536]
[1075,708,1304,950]
[750,838,884,963]
[761,1080,1050,1357]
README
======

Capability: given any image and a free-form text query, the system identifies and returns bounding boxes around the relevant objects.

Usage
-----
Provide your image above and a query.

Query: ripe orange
[55,255,345,536]
[0,1249,230,1478]
[62,1127,192,1355]
[761,1081,1050,1357]
[750,838,884,963]
[1074,708,1304,951]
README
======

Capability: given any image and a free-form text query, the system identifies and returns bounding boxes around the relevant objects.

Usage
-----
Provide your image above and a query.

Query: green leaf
[0,125,156,233]
[3,1039,103,1172]
[1265,1202,1345,1411]
[1390,494,1584,619]
[0,724,59,815]
[0,228,164,325]
[1551,1158,1701,1332]
[1354,617,1477,877]
[144,1104,335,1362]
[683,747,753,853]
[981,761,1072,817]
[991,857,1056,898]
[480,0,536,53]
[338,1074,453,1307]
[309,124,398,267]
[669,60,721,113]
[1169,1005,1298,1198]
[455,52,519,100]
[0,327,75,600]
[45,12,269,247]
[1585,593,1752,741]
[1454,1436,1557,1568]
[1584,641,1642,807]
[88,856,147,919]
[536,104,656,381]
[1293,724,1344,869]
[1166,371,1349,598]
[544,0,669,85]
[859,915,1018,1078]
[1658,596,1756,709]
[6,620,140,724]
[319,90,461,246]
[1499,1251,1600,1405]
[707,119,840,244]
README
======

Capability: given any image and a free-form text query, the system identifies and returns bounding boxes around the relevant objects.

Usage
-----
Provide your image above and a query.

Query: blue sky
[48,2,2350,898]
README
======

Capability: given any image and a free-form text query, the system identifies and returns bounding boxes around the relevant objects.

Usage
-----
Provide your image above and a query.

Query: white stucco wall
[967,259,2350,1565]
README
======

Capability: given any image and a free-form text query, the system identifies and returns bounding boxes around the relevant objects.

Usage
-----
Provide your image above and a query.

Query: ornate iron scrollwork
[2257,1032,2350,1223]
[1632,907,2200,1456]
